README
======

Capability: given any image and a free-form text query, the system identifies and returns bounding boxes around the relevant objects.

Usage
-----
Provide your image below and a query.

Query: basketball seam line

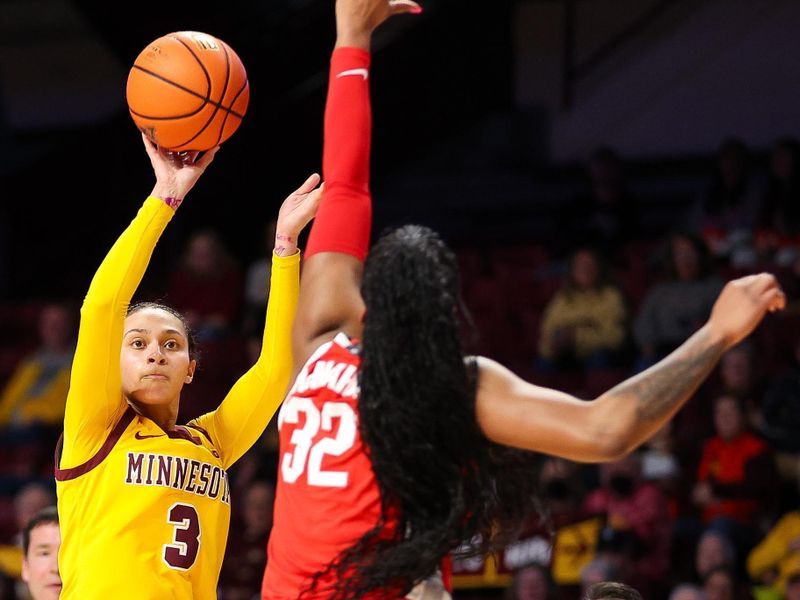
[130,64,246,119]
[173,36,230,148]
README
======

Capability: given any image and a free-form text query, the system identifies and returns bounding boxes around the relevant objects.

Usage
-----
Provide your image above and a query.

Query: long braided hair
[318,225,540,599]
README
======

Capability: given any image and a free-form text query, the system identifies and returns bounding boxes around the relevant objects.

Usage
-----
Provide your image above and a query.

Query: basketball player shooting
[55,136,321,599]
[261,0,787,599]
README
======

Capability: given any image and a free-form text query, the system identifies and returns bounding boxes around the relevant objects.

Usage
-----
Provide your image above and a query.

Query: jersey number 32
[279,396,357,488]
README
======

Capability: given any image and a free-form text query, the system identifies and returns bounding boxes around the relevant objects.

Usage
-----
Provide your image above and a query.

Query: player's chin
[132,388,178,406]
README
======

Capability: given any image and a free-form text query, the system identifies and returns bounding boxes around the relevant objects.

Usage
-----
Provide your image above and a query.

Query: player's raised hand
[274,173,323,256]
[144,133,220,204]
[335,0,422,48]
[707,273,786,348]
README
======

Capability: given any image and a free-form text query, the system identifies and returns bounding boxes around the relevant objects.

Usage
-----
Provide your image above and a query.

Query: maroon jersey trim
[166,426,202,445]
[54,406,136,481]
[186,424,213,445]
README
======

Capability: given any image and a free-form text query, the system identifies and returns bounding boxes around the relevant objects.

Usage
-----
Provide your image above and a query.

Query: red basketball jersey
[262,333,388,599]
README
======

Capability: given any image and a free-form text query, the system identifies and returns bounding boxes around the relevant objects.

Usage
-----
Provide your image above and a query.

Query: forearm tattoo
[616,328,726,423]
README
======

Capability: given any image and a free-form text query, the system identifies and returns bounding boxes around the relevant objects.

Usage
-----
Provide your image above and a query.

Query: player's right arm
[292,0,421,369]
[475,273,786,463]
[61,137,217,467]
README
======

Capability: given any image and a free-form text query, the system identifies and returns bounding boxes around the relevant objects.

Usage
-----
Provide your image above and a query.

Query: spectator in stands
[696,529,736,582]
[218,480,275,600]
[0,302,74,431]
[581,558,623,596]
[639,422,681,509]
[13,484,55,547]
[760,338,800,480]
[669,584,708,600]
[700,342,768,440]
[565,146,640,261]
[166,229,248,421]
[701,567,742,600]
[166,229,243,341]
[21,506,60,600]
[583,581,643,600]
[0,484,55,592]
[693,394,776,555]
[756,137,800,266]
[540,457,591,526]
[583,454,672,592]
[786,571,800,600]
[633,233,723,369]
[506,563,554,600]
[690,138,761,266]
[537,248,628,373]
[747,505,800,596]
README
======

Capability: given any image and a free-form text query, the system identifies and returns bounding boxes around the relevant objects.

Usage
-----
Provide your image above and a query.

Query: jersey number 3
[279,397,357,487]
[163,503,200,570]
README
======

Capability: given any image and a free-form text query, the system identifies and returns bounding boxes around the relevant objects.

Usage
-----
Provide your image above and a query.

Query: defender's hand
[707,273,786,349]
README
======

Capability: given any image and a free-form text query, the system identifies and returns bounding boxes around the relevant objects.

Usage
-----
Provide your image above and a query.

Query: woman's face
[672,237,700,281]
[713,396,743,441]
[120,308,195,406]
[572,251,599,290]
[704,571,734,600]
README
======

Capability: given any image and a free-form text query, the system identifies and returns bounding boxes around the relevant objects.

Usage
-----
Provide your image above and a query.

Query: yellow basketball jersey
[56,408,231,599]
[57,197,298,599]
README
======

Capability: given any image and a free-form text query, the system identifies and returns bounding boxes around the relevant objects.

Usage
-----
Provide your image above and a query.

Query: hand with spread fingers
[335,0,422,48]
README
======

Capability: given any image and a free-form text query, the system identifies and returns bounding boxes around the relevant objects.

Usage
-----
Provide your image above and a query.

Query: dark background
[0,0,515,300]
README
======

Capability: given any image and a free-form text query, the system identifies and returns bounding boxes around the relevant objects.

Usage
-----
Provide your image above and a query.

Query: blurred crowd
[2,136,800,599]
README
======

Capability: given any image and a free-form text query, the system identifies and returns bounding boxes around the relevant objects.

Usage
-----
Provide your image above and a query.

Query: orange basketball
[126,31,249,152]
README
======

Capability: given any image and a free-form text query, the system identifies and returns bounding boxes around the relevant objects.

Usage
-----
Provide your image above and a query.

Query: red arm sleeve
[305,47,372,262]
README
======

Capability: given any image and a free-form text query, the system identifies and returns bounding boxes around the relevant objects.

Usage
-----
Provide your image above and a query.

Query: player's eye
[164,340,178,350]
[131,339,145,349]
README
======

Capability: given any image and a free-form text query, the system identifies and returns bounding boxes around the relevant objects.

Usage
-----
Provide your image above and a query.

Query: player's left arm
[476,273,785,462]
[192,176,321,469]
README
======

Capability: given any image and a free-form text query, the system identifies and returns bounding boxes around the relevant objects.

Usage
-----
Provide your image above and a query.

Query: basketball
[126,31,249,152]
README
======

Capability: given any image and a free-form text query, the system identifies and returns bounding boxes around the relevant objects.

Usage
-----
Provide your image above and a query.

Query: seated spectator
[701,567,745,600]
[747,507,800,595]
[688,138,761,266]
[540,457,591,524]
[0,302,75,431]
[786,571,800,600]
[506,563,554,600]
[670,584,708,600]
[634,233,723,369]
[756,137,800,266]
[693,394,777,554]
[761,338,800,483]
[583,455,672,592]
[640,422,681,503]
[0,484,55,589]
[583,581,643,600]
[581,557,623,596]
[20,506,60,600]
[167,229,243,341]
[715,342,767,435]
[696,529,737,582]
[537,248,628,373]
